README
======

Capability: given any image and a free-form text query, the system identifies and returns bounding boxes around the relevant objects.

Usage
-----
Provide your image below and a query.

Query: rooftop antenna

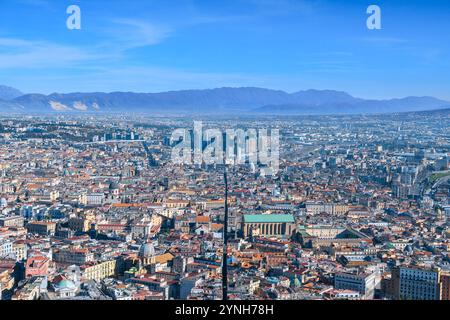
[222,165,229,301]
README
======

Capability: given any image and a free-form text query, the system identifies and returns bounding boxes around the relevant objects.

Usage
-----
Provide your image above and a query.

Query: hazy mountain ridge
[1,85,449,115]
[255,96,450,114]
[0,85,24,101]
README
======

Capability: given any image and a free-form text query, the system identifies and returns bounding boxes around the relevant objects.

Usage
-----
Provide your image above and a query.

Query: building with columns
[242,214,295,238]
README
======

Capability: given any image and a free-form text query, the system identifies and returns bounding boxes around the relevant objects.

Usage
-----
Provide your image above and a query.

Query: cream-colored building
[13,242,27,261]
[81,260,117,281]
[305,202,349,215]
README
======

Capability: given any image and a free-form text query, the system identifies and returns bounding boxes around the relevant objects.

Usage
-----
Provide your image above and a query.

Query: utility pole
[222,166,229,301]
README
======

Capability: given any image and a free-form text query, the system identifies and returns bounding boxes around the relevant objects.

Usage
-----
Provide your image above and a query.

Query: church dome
[55,279,76,290]
[139,241,155,258]
[109,181,119,190]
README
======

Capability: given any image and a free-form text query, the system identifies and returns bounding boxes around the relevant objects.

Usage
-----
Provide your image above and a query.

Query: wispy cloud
[106,19,172,50]
[0,37,108,69]
[0,17,172,69]
[0,7,244,71]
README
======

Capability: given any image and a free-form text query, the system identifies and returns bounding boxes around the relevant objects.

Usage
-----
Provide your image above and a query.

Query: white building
[334,270,379,299]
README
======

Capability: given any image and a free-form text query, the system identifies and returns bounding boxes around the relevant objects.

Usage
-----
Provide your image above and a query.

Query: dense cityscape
[0,111,449,300]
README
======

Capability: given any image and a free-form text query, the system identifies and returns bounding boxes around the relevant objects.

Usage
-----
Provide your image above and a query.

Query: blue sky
[0,0,449,100]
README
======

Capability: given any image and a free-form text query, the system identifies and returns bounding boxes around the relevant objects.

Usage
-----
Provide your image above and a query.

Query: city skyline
[0,0,450,100]
[0,112,449,302]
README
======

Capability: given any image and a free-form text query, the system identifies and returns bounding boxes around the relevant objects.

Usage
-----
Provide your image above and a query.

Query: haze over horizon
[1,0,450,100]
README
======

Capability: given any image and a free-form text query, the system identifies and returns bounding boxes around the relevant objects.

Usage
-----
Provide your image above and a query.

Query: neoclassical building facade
[242,214,295,238]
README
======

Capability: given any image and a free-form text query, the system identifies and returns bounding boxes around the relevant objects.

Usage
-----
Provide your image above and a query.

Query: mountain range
[0,85,449,115]
[0,85,23,101]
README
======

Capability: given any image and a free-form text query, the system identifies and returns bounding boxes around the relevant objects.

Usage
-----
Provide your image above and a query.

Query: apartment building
[391,266,442,300]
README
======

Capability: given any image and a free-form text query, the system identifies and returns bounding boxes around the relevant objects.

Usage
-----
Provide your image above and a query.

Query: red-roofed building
[25,255,49,278]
